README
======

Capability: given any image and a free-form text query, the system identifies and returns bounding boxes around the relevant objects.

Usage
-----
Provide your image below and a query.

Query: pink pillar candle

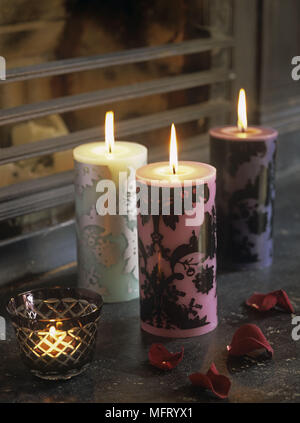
[136,161,217,338]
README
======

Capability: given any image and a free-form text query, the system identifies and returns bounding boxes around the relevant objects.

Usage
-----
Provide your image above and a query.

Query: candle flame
[237,88,248,132]
[169,123,178,175]
[49,326,56,338]
[105,111,115,154]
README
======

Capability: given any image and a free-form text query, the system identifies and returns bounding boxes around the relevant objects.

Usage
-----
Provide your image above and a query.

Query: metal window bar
[0,70,233,126]
[0,99,230,165]
[3,37,233,83]
[0,36,235,223]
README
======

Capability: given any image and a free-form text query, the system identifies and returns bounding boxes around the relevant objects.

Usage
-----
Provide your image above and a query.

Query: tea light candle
[74,112,148,303]
[34,325,73,358]
[210,89,278,270]
[7,287,103,380]
[136,124,217,338]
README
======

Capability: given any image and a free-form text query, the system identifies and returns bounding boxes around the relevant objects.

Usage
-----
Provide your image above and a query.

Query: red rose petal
[148,343,184,370]
[189,363,231,399]
[227,324,273,357]
[275,290,294,313]
[246,293,277,311]
[246,290,294,313]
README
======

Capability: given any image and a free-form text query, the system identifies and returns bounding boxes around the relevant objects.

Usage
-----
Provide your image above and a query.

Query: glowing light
[49,326,56,338]
[105,111,115,154]
[169,123,178,175]
[237,88,248,132]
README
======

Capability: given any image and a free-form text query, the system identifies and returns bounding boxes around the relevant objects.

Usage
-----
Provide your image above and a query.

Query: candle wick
[172,165,176,175]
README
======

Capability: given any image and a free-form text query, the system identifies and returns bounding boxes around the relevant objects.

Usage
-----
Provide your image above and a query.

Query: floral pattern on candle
[137,179,217,338]
[210,129,277,270]
[75,161,140,302]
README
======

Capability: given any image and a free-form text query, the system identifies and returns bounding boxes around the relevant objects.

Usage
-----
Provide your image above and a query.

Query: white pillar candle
[73,112,148,303]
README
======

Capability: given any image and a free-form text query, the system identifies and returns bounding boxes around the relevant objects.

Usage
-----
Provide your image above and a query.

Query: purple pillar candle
[136,127,217,338]
[209,125,277,271]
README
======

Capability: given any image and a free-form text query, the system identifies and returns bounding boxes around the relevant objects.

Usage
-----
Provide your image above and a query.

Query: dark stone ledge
[0,169,299,403]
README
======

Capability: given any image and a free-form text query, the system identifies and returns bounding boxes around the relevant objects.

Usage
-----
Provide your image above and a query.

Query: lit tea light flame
[105,111,115,154]
[169,123,178,175]
[49,326,57,338]
[237,88,248,132]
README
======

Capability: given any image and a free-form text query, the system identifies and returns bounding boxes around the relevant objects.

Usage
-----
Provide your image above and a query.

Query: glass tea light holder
[7,287,103,380]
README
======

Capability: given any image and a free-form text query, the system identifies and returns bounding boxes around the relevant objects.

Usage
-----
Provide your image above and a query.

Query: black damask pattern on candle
[138,198,216,330]
[210,136,277,269]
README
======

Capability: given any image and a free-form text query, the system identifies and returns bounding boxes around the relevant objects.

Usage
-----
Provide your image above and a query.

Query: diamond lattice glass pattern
[7,287,103,380]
